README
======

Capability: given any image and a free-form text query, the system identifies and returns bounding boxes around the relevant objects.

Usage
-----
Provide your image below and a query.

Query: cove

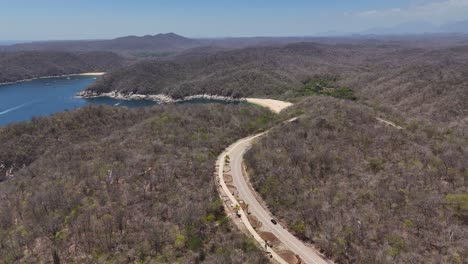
[0,76,238,126]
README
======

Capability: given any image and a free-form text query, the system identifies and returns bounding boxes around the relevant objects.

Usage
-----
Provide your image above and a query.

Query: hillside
[0,103,276,263]
[245,97,467,263]
[84,41,468,128]
[0,51,125,83]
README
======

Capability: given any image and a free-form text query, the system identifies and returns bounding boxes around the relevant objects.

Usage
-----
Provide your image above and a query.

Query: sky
[1,0,468,40]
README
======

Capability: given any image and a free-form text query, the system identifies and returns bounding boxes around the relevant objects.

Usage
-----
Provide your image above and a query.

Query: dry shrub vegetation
[245,96,467,263]
[1,37,467,264]
[0,103,277,263]
[87,42,467,130]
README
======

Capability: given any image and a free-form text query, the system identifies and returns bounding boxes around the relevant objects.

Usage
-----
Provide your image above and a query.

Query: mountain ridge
[2,33,201,55]
[362,20,468,35]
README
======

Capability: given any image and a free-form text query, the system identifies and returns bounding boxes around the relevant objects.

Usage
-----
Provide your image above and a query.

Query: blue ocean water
[0,76,159,126]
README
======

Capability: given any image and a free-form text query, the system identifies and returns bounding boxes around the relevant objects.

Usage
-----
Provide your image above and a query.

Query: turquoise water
[0,76,160,126]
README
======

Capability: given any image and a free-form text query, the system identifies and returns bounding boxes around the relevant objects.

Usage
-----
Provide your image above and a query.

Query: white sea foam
[0,102,32,115]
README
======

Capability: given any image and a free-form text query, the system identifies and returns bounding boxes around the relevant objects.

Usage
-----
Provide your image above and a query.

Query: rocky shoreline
[76,90,244,104]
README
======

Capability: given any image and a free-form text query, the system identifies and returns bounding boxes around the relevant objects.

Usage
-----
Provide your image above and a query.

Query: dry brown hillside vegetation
[245,97,467,264]
[0,104,277,263]
[86,42,468,130]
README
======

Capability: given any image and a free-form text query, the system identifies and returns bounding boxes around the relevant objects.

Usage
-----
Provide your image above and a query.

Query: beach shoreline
[76,90,293,113]
[76,91,243,104]
[0,72,106,87]
[246,98,293,113]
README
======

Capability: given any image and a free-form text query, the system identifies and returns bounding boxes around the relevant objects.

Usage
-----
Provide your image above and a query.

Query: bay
[0,75,233,126]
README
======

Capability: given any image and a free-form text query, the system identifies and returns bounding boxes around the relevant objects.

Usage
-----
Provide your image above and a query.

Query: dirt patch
[223,174,233,183]
[239,200,249,211]
[278,250,300,264]
[226,184,238,196]
[258,231,280,247]
[248,215,262,229]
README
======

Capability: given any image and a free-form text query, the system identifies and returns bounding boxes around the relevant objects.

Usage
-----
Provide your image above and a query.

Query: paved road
[216,98,400,263]
[225,133,328,264]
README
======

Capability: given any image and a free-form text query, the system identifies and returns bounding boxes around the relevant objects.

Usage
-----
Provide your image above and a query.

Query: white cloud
[356,0,468,23]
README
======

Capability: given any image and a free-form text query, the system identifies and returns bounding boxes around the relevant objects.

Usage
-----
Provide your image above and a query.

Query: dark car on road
[271,219,277,225]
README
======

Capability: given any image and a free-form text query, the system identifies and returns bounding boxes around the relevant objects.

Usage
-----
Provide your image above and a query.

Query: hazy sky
[1,0,468,40]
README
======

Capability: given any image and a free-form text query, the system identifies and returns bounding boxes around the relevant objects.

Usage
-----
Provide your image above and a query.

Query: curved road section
[216,98,400,263]
[217,132,329,264]
[216,99,329,263]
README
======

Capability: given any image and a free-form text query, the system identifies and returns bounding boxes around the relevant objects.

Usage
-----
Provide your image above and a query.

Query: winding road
[216,99,329,264]
[216,98,401,263]
[221,134,329,264]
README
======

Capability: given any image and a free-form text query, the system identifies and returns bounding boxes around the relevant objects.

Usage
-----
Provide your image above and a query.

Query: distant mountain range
[1,33,349,57]
[2,33,201,55]
[0,40,28,45]
[99,33,201,51]
[440,20,468,33]
[362,20,468,35]
[1,21,468,56]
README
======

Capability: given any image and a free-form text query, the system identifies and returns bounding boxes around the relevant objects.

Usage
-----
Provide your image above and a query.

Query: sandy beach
[246,98,293,113]
[77,72,106,76]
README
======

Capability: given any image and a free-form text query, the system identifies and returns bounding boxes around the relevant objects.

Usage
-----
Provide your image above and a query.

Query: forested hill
[0,103,276,263]
[245,96,467,263]
[0,51,125,83]
[85,42,468,128]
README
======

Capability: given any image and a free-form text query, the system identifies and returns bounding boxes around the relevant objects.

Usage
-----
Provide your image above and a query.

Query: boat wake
[114,102,122,106]
[0,102,33,115]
